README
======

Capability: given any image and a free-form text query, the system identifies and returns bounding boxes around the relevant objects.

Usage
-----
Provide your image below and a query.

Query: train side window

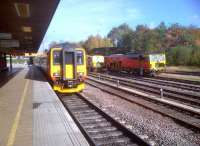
[76,51,83,65]
[53,51,60,65]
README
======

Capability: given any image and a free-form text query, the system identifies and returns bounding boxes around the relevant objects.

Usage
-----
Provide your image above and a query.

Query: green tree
[83,34,113,53]
[107,23,134,47]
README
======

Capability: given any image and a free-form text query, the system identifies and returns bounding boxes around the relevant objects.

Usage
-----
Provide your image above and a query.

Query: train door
[61,48,77,80]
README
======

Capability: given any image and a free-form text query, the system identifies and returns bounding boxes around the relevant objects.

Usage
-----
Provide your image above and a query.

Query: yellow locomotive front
[50,47,87,93]
[87,55,105,72]
[149,53,166,73]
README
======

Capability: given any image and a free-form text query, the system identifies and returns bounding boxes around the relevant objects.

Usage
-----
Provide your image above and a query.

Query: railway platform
[0,67,23,88]
[0,65,89,146]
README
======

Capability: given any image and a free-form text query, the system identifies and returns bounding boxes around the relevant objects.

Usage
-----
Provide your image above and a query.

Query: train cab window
[53,51,60,65]
[64,52,74,64]
[76,51,84,65]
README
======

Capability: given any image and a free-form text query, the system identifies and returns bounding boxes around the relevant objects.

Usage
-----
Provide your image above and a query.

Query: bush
[166,45,200,67]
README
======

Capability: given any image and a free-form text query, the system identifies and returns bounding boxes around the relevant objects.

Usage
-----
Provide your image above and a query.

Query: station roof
[0,0,60,54]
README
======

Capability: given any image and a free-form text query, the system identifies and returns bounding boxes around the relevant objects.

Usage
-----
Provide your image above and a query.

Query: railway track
[164,70,200,77]
[86,75,200,131]
[139,76,200,92]
[59,93,150,146]
[155,75,200,86]
[128,75,200,92]
[116,70,200,86]
[96,72,200,92]
[89,72,200,108]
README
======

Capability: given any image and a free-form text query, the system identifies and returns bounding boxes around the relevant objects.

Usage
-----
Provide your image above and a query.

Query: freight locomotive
[105,52,166,76]
[35,47,87,93]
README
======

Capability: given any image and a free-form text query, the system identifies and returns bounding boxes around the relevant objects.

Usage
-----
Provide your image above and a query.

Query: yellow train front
[148,53,166,73]
[87,55,105,72]
[40,47,87,93]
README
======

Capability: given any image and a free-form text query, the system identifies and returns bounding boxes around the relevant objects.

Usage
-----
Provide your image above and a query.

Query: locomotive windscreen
[149,54,166,62]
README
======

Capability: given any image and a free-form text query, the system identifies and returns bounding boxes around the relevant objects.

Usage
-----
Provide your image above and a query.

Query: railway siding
[90,73,200,96]
[89,73,200,108]
[86,77,200,130]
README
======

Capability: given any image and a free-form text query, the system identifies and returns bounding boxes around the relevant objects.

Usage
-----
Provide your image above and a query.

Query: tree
[49,22,200,67]
[83,34,113,53]
[107,23,134,47]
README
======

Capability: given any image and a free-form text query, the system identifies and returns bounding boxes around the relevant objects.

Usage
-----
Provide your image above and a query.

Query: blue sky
[39,0,200,51]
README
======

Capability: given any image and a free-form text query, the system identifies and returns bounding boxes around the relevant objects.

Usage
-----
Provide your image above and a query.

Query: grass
[166,66,200,72]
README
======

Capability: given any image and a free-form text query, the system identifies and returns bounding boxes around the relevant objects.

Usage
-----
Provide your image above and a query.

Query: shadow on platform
[0,68,23,88]
[25,65,49,82]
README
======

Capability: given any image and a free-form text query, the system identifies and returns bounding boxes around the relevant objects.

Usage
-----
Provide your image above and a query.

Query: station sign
[0,40,20,48]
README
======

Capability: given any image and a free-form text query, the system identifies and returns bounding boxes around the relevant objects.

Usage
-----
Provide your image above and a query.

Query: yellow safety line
[6,80,30,146]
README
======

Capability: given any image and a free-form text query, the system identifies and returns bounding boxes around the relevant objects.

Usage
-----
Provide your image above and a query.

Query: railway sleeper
[95,137,132,146]
[62,99,83,103]
[87,127,117,133]
[81,121,111,128]
[75,112,99,117]
[73,109,96,114]
[66,102,88,106]
[83,122,112,129]
[77,115,102,120]
[67,105,90,111]
[91,131,123,140]
[79,118,107,124]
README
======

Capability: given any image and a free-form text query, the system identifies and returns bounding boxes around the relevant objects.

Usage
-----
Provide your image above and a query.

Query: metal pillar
[4,53,6,64]
[10,54,12,70]
[117,80,120,87]
[160,88,163,98]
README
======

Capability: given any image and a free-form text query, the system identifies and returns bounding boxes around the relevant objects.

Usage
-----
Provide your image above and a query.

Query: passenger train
[35,47,87,93]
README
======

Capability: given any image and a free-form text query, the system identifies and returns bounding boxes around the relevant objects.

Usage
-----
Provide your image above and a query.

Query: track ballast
[59,93,150,146]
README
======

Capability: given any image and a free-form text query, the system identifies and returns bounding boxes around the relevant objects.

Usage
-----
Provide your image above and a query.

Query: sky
[39,0,200,52]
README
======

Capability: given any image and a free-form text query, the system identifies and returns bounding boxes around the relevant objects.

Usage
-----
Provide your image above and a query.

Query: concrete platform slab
[0,66,89,146]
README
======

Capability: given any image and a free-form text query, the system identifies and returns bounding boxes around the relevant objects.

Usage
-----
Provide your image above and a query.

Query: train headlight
[53,72,60,77]
[77,72,84,76]
[77,72,86,81]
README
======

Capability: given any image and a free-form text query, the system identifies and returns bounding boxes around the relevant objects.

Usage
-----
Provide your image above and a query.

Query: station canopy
[0,0,60,55]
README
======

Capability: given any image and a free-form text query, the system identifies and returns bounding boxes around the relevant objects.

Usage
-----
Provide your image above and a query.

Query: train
[88,53,166,76]
[87,55,105,72]
[0,52,7,72]
[35,47,87,93]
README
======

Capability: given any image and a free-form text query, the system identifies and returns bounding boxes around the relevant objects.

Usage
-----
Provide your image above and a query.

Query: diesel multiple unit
[35,47,87,93]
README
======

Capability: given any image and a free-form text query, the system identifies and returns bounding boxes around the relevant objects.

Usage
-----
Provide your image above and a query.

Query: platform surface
[0,65,89,146]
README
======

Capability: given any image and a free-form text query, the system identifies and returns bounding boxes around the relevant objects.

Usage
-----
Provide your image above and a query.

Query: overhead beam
[0,33,12,39]
[0,40,20,48]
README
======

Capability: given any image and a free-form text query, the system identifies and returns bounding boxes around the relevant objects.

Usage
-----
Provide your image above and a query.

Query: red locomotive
[105,52,166,76]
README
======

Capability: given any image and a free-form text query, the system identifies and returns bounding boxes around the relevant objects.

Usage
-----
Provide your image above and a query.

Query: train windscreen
[76,50,84,65]
[64,52,74,64]
[53,51,60,65]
